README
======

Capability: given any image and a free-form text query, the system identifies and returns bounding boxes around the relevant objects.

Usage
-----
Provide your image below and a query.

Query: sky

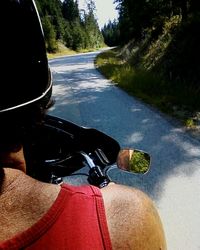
[78,0,119,28]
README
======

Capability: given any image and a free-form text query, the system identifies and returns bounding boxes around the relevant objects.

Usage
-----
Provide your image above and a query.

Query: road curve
[49,51,200,250]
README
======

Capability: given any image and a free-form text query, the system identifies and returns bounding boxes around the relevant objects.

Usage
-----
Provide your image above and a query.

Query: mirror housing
[117,149,151,174]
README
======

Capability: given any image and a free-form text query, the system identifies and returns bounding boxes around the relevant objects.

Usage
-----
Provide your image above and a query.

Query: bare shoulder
[101,183,167,250]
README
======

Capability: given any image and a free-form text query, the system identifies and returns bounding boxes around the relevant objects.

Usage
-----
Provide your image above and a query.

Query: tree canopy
[113,0,200,44]
[35,0,104,52]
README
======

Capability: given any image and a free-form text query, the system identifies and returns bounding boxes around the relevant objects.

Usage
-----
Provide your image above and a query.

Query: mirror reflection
[117,149,150,174]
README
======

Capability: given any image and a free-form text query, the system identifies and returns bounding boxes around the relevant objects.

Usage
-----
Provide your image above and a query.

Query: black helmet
[0,0,52,113]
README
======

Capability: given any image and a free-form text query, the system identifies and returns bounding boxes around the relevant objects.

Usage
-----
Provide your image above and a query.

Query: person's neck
[0,168,23,196]
[0,146,26,172]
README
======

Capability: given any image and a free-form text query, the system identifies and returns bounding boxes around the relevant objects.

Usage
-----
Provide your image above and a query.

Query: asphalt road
[48,50,200,250]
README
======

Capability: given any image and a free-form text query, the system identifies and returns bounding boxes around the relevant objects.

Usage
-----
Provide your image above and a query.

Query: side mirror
[117,149,151,174]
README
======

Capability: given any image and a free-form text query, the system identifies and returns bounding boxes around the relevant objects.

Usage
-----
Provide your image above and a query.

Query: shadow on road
[48,53,200,202]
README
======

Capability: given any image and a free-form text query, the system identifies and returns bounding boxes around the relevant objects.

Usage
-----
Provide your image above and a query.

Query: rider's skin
[0,146,167,249]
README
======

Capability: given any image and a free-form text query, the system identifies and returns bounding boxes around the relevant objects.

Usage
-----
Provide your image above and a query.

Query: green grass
[47,41,107,59]
[47,42,77,59]
[95,48,200,127]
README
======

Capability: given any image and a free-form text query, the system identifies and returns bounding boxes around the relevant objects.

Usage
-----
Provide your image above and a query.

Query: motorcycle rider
[0,0,166,249]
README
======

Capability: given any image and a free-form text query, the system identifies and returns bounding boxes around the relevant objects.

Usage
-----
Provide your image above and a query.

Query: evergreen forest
[35,0,104,52]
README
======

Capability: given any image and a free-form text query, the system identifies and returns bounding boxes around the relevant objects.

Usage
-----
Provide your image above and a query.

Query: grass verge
[95,48,200,129]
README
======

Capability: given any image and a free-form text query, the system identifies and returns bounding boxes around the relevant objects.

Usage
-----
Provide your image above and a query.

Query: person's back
[0,0,167,249]
[0,168,110,249]
[0,167,166,250]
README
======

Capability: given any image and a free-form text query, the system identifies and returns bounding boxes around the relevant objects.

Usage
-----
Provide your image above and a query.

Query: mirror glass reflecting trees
[117,149,150,174]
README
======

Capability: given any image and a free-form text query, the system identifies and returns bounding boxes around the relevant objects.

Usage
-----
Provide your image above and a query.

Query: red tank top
[0,184,112,250]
